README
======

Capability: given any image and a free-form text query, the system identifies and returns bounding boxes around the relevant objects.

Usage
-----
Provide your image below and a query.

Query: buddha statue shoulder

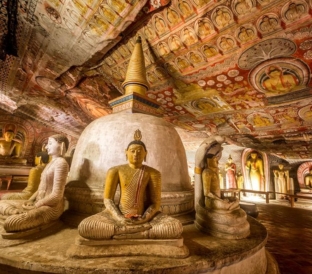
[78,130,183,240]
[0,134,69,234]
[1,152,50,201]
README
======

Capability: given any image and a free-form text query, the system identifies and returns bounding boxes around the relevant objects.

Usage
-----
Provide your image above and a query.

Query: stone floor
[241,196,312,274]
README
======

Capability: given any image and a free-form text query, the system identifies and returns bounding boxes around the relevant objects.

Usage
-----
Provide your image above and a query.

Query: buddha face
[126,144,147,165]
[208,156,219,167]
[278,164,284,170]
[4,131,15,142]
[268,68,281,78]
[250,152,258,159]
[46,137,61,157]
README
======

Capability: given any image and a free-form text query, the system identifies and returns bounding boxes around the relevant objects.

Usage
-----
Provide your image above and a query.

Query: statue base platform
[0,217,279,274]
[1,220,63,240]
[67,237,189,258]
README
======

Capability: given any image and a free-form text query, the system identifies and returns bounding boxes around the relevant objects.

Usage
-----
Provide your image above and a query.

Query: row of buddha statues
[0,130,250,258]
[221,152,312,198]
[0,126,311,254]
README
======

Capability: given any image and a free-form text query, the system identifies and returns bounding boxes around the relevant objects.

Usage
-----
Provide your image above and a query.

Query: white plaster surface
[67,113,192,192]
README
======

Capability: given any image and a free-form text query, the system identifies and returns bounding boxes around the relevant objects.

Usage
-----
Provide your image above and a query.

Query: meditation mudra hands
[22,201,36,210]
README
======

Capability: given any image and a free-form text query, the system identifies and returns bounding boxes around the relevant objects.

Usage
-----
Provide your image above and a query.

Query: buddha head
[205,141,222,167]
[227,155,233,163]
[125,130,147,165]
[278,164,284,170]
[46,134,69,157]
[250,152,258,159]
[4,130,15,142]
[267,66,282,78]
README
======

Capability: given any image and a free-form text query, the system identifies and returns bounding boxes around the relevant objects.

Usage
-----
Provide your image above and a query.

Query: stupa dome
[65,112,194,224]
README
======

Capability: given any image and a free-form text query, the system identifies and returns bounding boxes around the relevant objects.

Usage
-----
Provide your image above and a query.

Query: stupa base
[0,217,279,274]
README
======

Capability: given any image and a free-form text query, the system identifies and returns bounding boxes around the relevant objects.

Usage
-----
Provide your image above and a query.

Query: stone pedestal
[67,237,189,258]
[0,217,279,274]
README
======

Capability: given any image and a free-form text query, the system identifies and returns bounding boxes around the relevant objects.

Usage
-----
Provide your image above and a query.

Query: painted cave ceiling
[1,0,312,161]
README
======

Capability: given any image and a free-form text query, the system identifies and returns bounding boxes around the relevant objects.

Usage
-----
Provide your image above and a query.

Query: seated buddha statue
[0,134,69,235]
[78,130,183,240]
[0,130,26,164]
[194,137,250,239]
[1,152,49,201]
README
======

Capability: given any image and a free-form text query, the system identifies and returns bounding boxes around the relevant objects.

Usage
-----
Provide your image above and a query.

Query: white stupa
[64,37,194,225]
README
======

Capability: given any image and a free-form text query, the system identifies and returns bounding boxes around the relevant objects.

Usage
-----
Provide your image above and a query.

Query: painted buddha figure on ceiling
[177,0,193,18]
[78,130,183,240]
[182,28,198,46]
[154,16,167,35]
[262,65,299,96]
[0,134,69,234]
[238,26,255,43]
[202,45,218,57]
[235,0,252,16]
[215,8,231,28]
[259,15,279,33]
[219,37,235,51]
[197,19,212,39]
[169,35,183,51]
[285,2,305,22]
[166,7,181,26]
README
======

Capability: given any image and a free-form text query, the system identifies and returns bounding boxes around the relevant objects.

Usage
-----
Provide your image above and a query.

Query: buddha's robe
[78,164,183,240]
[0,157,68,232]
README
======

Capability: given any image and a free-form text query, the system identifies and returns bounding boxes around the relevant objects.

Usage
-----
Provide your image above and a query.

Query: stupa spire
[122,36,149,95]
[109,36,161,116]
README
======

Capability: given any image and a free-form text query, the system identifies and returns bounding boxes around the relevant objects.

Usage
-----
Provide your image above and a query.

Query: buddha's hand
[124,214,147,224]
[112,214,127,225]
[8,208,23,215]
[22,201,36,210]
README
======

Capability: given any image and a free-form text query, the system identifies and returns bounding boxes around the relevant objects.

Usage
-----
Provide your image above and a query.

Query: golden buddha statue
[273,164,290,199]
[194,137,250,239]
[245,151,265,191]
[1,153,49,201]
[305,169,312,189]
[0,129,26,164]
[0,130,21,157]
[0,134,69,235]
[78,130,183,240]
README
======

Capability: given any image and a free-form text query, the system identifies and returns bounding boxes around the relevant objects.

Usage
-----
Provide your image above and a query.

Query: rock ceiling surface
[1,0,312,161]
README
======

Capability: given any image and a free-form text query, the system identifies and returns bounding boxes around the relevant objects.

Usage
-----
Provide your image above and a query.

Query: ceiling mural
[1,0,312,161]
